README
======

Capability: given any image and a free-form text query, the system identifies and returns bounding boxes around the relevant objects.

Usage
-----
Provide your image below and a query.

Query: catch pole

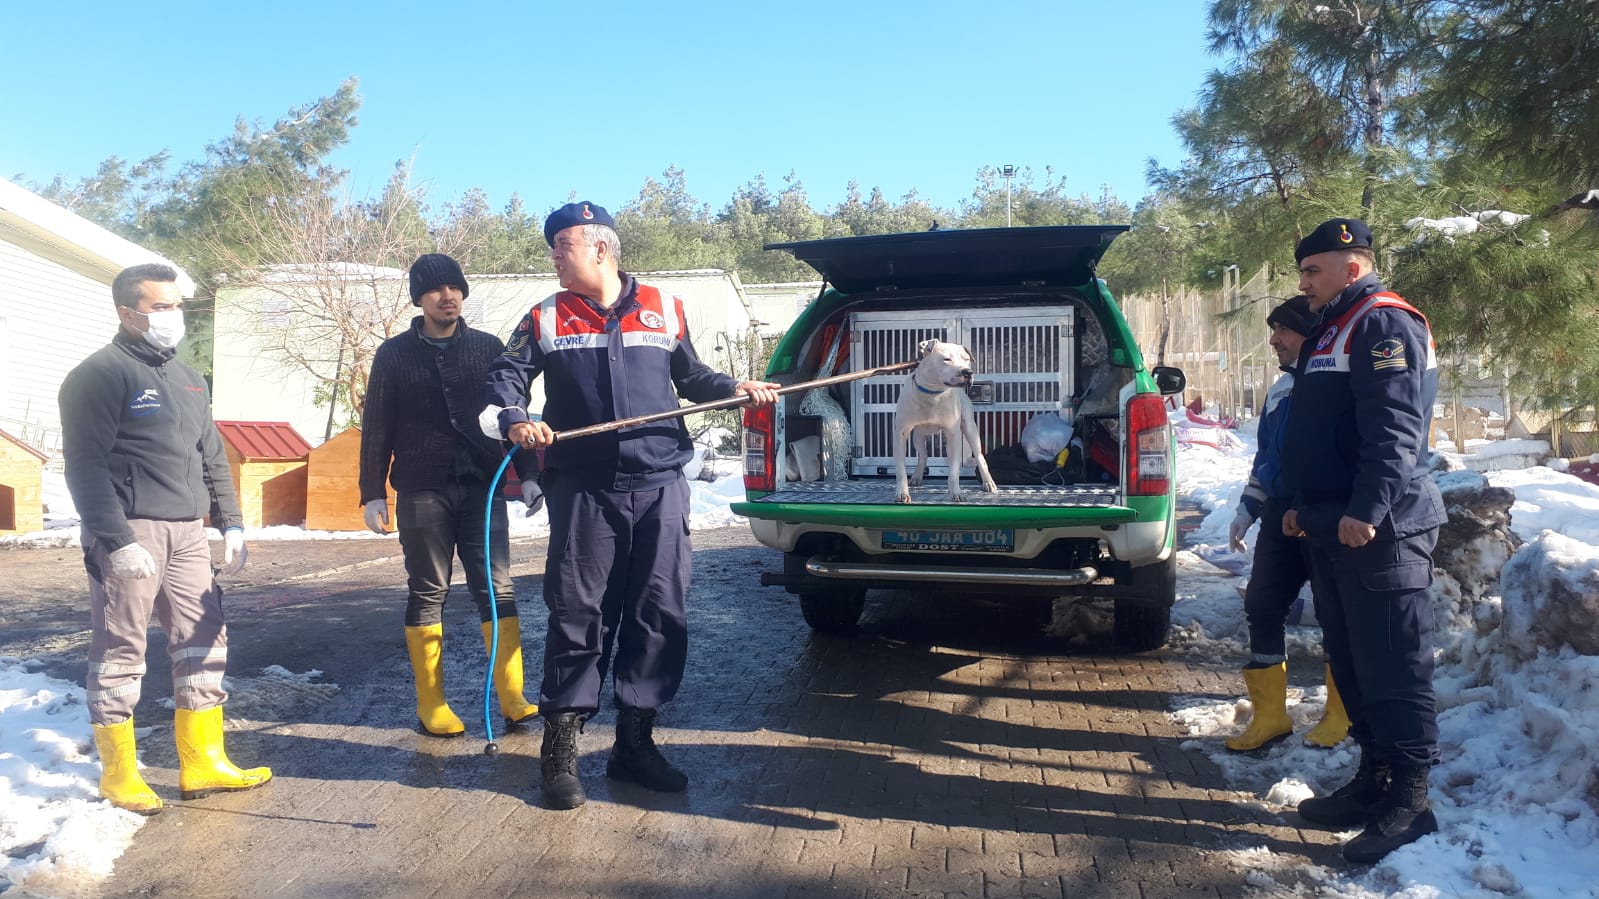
[544,359,919,443]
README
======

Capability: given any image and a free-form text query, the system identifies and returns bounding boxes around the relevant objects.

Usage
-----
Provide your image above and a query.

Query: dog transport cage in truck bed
[731,226,1186,649]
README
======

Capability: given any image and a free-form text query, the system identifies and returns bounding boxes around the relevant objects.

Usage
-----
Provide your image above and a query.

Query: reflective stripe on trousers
[84,519,228,724]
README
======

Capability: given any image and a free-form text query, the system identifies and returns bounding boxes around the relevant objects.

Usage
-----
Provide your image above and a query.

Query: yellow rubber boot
[1303,663,1353,748]
[174,706,272,799]
[481,619,539,726]
[405,624,465,737]
[92,717,164,815]
[1225,661,1293,752]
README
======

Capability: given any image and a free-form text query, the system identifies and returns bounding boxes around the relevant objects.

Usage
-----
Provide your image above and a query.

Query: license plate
[880,529,1015,552]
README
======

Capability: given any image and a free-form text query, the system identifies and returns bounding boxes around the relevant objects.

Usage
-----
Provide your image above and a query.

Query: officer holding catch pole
[485,201,779,810]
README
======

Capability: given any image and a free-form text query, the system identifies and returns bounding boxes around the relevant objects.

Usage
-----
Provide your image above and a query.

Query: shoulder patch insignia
[1371,337,1407,370]
[507,332,529,354]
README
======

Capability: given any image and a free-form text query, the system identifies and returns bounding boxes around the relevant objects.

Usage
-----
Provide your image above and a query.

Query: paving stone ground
[1,527,1345,898]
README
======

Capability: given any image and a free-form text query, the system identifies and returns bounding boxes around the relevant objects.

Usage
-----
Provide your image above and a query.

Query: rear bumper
[747,517,1171,568]
[794,556,1099,588]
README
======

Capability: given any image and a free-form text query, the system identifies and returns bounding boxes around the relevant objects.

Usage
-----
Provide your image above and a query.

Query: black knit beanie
[409,253,469,305]
[1266,295,1317,337]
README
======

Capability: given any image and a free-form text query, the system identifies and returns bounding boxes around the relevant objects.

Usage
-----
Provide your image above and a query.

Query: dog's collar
[913,381,948,395]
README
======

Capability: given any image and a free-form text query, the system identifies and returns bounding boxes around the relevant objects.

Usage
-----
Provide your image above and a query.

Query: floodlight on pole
[1000,165,1016,227]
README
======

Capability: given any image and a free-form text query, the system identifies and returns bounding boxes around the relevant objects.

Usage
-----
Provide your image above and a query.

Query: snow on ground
[1173,432,1599,898]
[6,431,1599,895]
[0,443,751,894]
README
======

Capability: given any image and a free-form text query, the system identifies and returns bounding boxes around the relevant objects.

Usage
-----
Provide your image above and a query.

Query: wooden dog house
[214,421,311,529]
[305,427,394,532]
[0,429,47,535]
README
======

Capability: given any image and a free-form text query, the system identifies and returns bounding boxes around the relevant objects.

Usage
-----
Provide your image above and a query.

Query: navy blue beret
[1296,218,1372,263]
[543,201,615,247]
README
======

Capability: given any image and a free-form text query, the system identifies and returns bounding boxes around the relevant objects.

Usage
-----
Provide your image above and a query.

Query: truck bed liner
[751,481,1120,508]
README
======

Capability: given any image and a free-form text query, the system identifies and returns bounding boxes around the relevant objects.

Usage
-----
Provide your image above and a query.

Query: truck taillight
[743,404,776,492]
[1126,394,1171,497]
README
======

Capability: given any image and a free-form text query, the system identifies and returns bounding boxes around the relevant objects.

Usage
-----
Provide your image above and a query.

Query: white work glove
[221,527,247,575]
[364,499,391,534]
[479,404,505,440]
[108,542,158,579]
[1228,506,1256,553]
[521,480,545,517]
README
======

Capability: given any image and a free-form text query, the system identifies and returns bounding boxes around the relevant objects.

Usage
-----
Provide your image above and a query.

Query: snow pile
[1499,532,1599,658]
[1172,437,1599,896]
[0,662,146,894]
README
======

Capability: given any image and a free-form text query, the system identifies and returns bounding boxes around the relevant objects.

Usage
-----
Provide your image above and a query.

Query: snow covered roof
[0,177,197,296]
[257,262,408,282]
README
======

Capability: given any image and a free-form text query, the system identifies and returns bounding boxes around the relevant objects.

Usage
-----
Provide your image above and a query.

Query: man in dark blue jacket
[360,254,539,738]
[1224,296,1351,753]
[486,202,778,809]
[1281,219,1446,863]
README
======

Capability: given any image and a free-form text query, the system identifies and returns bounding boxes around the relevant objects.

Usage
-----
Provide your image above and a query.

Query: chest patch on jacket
[128,387,162,417]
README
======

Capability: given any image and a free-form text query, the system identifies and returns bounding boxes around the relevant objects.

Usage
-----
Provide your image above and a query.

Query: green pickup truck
[732,225,1185,650]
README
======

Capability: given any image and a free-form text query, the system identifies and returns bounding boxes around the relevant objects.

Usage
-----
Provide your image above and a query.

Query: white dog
[894,339,998,503]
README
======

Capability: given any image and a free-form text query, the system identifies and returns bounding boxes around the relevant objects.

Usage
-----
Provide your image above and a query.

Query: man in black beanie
[359,253,542,738]
[1223,295,1350,755]
[1280,219,1446,863]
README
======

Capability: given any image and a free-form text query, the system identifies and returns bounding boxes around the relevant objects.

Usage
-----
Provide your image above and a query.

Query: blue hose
[482,447,518,750]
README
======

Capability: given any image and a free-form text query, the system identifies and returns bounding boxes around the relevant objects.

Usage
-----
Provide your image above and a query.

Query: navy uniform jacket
[1282,275,1446,539]
[486,274,737,490]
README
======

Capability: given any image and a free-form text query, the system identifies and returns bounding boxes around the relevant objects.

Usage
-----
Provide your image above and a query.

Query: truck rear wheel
[1114,554,1176,651]
[798,589,867,634]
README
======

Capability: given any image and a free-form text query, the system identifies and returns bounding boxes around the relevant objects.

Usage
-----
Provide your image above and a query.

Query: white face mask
[136,308,185,350]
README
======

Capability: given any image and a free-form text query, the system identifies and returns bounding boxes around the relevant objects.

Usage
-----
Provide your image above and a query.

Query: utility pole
[1000,165,1016,227]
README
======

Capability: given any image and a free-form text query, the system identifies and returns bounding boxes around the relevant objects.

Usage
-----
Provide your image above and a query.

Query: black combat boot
[607,706,688,792]
[1298,747,1388,829]
[1343,763,1438,864]
[539,712,587,810]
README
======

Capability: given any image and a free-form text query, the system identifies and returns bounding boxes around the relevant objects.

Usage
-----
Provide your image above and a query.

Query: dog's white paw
[909,473,924,487]
[895,492,912,504]
[981,478,998,493]
[947,490,966,503]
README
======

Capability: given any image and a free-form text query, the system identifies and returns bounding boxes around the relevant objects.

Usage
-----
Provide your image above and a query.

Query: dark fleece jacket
[59,330,243,551]
[360,316,526,502]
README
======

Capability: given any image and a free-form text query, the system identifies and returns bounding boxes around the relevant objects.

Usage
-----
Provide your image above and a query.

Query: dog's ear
[917,338,939,357]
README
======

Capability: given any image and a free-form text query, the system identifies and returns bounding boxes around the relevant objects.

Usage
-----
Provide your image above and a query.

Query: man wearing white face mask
[59,263,269,815]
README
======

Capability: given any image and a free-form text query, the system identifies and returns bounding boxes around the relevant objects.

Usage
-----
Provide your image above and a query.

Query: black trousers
[1306,522,1440,767]
[395,480,515,627]
[539,474,691,714]
[1245,497,1315,658]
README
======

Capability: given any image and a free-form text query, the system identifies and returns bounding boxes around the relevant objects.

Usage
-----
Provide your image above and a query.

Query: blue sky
[2,1,1219,218]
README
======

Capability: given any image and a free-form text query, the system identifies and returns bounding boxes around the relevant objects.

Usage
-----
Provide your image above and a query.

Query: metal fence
[1119,267,1285,422]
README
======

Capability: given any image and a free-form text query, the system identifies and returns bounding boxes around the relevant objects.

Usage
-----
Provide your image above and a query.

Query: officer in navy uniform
[485,201,779,810]
[1280,218,1447,863]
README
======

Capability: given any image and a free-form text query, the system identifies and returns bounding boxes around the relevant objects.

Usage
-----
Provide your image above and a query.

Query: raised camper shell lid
[765,225,1129,293]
